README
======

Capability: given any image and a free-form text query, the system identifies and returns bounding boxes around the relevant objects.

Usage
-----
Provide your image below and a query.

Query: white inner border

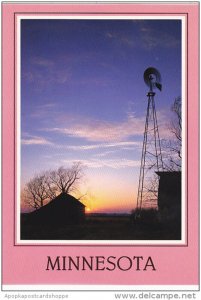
[17,15,186,245]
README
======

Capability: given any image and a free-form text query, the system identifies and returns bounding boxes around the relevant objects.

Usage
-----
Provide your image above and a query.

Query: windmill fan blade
[155,82,162,91]
[144,67,162,91]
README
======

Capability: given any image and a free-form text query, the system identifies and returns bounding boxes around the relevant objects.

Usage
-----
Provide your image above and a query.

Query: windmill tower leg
[136,68,164,215]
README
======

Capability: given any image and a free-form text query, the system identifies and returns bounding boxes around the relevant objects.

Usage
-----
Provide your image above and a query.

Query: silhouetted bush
[130,208,159,225]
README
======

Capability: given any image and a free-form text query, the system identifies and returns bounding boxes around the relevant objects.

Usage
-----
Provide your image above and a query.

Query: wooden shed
[28,192,85,227]
[156,171,181,231]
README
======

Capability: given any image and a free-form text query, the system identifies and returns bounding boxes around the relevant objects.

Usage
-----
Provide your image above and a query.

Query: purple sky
[21,19,181,212]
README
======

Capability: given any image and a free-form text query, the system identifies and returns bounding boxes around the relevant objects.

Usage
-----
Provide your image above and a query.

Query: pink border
[2,3,199,287]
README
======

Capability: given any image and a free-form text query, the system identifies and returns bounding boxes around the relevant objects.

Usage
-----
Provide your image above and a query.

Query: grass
[21,213,181,240]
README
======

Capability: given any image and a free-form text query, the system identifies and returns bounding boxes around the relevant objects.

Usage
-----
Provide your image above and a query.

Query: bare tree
[48,162,84,194]
[23,162,84,211]
[24,174,50,210]
[171,97,181,141]
[170,96,181,161]
[163,97,182,171]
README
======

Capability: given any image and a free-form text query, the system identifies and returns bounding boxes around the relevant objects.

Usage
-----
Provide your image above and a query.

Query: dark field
[21,214,181,240]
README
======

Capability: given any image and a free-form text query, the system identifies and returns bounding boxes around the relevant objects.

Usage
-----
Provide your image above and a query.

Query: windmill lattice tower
[136,67,164,211]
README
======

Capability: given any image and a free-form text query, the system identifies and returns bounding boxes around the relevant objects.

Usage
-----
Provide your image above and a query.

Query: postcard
[1,0,200,294]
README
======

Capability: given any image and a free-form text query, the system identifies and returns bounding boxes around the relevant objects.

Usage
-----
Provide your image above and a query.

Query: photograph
[2,1,199,293]
[19,18,182,241]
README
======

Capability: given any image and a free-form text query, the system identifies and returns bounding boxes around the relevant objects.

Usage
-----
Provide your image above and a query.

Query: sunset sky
[21,19,181,213]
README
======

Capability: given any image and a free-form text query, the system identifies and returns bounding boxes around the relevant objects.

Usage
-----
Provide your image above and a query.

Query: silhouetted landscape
[21,211,181,240]
[20,171,181,241]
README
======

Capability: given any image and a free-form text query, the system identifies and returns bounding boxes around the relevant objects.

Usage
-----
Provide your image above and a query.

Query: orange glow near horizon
[21,168,139,214]
[84,194,137,214]
[77,170,138,214]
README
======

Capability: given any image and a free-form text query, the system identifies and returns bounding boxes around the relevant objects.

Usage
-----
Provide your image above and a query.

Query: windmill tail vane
[155,82,162,91]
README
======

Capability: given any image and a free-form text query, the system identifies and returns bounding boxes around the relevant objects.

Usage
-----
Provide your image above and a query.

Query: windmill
[136,67,164,213]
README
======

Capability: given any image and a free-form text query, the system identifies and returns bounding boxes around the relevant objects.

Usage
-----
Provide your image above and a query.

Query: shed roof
[156,171,181,177]
[30,192,85,217]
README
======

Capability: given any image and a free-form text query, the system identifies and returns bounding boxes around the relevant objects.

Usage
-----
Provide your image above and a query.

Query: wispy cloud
[31,57,55,67]
[30,102,58,118]
[46,113,145,142]
[105,22,180,51]
[105,31,135,48]
[39,103,57,109]
[141,31,180,50]
[139,21,180,50]
[22,108,172,153]
[61,158,140,169]
[21,135,53,146]
[23,55,72,90]
[93,150,117,158]
[63,141,141,151]
[21,132,141,153]
[23,69,71,87]
[43,108,172,144]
